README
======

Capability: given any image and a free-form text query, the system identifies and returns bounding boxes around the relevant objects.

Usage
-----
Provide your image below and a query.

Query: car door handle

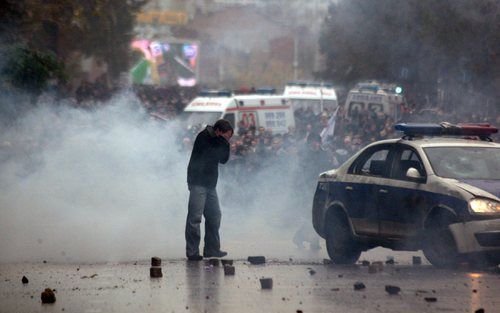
[379,189,388,194]
[345,186,354,191]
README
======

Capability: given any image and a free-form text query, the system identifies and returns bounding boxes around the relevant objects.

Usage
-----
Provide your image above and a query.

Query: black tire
[325,213,361,264]
[422,213,459,268]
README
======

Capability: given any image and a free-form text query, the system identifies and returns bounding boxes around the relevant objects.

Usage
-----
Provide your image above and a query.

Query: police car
[312,123,500,267]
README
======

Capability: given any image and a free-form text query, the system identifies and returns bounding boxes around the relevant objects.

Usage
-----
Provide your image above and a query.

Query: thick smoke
[0,93,315,263]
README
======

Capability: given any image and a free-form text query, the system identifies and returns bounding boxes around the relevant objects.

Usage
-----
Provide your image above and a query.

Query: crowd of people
[145,86,500,188]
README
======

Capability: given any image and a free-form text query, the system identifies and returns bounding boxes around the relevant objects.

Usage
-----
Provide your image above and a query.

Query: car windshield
[424,146,500,180]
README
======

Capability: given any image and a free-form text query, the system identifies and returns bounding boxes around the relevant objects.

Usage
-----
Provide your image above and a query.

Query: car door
[377,144,427,238]
[344,144,394,236]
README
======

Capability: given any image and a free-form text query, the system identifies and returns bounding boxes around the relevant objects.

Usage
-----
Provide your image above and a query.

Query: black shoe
[203,250,227,258]
[187,255,203,261]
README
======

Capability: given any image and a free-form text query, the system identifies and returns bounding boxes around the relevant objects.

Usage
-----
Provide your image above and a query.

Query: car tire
[422,213,459,268]
[325,213,361,264]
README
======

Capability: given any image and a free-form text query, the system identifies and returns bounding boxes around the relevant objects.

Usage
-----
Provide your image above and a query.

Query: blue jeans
[185,185,222,257]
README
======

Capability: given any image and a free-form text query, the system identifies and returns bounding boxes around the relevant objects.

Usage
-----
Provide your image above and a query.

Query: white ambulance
[344,81,406,120]
[283,82,338,114]
[183,90,295,134]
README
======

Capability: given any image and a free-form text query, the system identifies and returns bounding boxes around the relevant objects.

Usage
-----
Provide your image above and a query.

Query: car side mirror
[406,167,424,182]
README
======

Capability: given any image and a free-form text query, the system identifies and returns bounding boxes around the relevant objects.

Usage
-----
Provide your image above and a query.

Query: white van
[345,81,405,120]
[183,90,295,135]
[283,82,338,114]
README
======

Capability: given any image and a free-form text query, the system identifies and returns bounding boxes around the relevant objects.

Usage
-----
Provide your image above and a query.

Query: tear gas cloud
[0,93,310,263]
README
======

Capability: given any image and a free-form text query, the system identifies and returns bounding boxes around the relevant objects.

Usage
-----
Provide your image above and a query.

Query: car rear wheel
[325,213,361,264]
[423,213,459,268]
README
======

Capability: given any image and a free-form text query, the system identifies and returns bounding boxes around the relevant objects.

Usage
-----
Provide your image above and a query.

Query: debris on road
[308,269,316,275]
[41,288,56,304]
[412,256,422,265]
[22,276,29,284]
[81,274,98,279]
[150,256,163,278]
[260,277,273,289]
[248,256,266,265]
[150,267,162,278]
[224,265,235,276]
[151,257,161,267]
[353,282,366,291]
[424,297,437,302]
[385,285,401,295]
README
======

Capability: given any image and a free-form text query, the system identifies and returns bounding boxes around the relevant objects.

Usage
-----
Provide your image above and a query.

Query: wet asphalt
[1,247,498,313]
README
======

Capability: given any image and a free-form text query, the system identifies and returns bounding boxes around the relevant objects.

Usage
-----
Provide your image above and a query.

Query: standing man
[186,119,233,261]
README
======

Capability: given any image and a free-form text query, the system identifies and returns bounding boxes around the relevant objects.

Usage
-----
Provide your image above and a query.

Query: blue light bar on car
[395,123,498,137]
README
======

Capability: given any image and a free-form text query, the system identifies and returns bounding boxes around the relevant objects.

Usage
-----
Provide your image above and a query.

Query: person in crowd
[185,119,233,261]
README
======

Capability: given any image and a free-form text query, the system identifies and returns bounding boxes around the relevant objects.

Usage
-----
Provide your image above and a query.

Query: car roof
[366,137,500,149]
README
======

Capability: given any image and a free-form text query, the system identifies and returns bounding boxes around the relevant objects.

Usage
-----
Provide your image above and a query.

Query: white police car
[312,123,500,267]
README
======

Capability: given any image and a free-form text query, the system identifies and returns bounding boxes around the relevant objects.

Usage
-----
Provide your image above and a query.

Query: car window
[424,147,499,180]
[392,147,425,180]
[349,146,391,177]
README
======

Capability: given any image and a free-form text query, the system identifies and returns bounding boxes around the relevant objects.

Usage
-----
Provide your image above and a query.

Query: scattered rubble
[260,278,273,289]
[41,288,56,304]
[224,265,235,276]
[150,267,162,278]
[385,285,401,295]
[22,276,29,284]
[353,282,366,291]
[150,256,163,278]
[81,274,98,279]
[248,256,266,265]
[151,257,161,267]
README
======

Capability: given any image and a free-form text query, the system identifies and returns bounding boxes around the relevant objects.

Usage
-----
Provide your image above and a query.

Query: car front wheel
[325,213,361,264]
[422,214,460,268]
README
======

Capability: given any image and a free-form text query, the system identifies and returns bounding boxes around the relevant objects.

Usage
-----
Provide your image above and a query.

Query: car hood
[454,179,500,200]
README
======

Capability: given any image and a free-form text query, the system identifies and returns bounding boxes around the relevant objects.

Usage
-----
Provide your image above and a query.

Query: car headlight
[469,198,500,214]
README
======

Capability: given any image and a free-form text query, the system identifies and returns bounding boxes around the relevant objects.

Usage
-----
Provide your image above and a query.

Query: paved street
[1,247,498,313]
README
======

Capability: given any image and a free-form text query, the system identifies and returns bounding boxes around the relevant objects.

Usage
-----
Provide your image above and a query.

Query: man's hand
[215,129,233,142]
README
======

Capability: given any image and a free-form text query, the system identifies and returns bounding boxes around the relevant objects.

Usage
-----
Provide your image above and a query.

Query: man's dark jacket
[187,126,230,188]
